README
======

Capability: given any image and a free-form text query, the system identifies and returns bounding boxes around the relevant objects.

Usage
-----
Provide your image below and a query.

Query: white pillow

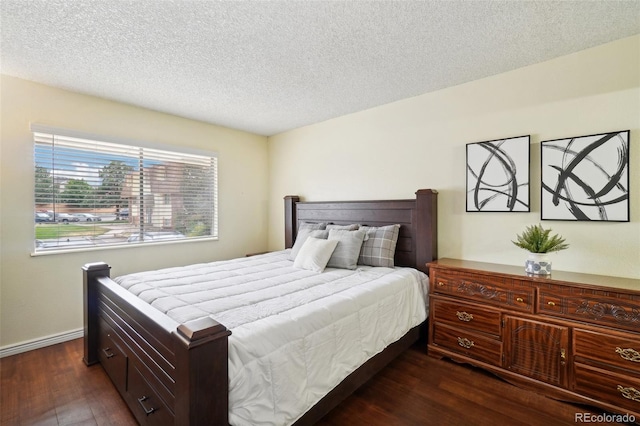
[289,229,329,260]
[293,237,339,273]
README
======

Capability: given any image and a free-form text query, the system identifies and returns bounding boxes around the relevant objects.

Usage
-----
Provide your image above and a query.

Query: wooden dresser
[428,258,640,419]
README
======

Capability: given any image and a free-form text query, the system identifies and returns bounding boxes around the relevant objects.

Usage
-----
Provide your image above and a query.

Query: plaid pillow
[358,224,400,267]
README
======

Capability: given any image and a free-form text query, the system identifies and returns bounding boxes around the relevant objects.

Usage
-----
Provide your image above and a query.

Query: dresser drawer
[431,269,534,313]
[574,363,640,415]
[98,318,128,394]
[128,362,174,426]
[539,290,640,333]
[432,298,501,336]
[432,323,502,366]
[574,329,640,374]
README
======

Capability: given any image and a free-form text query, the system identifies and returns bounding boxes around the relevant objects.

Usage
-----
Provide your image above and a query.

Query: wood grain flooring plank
[1,339,630,425]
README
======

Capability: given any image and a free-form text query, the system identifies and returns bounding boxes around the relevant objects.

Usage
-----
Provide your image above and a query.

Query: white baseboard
[0,328,84,358]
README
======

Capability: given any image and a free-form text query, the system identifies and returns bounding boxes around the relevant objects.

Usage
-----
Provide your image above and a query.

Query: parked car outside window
[51,213,80,223]
[73,213,102,222]
[35,212,53,222]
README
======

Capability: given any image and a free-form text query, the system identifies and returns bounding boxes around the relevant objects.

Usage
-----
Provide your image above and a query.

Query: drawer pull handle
[437,281,445,287]
[617,385,640,402]
[137,396,156,416]
[616,347,640,363]
[101,348,115,359]
[456,311,474,322]
[547,301,556,307]
[516,297,524,303]
[457,337,475,349]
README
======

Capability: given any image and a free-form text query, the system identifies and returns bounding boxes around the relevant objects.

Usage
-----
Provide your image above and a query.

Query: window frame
[31,124,218,255]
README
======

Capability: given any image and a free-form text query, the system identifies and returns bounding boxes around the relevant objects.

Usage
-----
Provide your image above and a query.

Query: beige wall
[2,35,639,351]
[0,75,269,348]
[268,35,640,279]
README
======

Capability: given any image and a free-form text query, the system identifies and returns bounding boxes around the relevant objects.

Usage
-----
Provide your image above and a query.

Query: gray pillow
[299,222,327,231]
[326,224,360,231]
[358,224,400,267]
[327,229,366,270]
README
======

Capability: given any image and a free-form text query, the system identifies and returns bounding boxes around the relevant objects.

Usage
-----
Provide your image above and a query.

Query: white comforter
[114,250,429,426]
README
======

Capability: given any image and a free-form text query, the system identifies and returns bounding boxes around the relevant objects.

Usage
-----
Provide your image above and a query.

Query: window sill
[30,236,219,257]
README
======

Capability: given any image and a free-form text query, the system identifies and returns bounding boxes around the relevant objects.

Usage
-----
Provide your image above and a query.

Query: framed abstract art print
[540,130,630,222]
[466,135,530,212]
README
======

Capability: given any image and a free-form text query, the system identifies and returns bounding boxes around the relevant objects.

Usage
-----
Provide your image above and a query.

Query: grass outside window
[35,224,109,240]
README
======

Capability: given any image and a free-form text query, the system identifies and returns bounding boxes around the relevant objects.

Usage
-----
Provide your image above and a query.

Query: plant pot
[525,253,551,275]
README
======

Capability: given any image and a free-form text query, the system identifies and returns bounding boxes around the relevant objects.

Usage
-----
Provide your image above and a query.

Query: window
[33,125,218,252]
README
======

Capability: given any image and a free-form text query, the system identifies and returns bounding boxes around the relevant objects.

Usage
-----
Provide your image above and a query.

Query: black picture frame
[540,130,630,222]
[466,135,530,212]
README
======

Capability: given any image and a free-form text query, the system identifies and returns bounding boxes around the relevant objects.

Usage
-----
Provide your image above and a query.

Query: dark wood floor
[0,338,617,425]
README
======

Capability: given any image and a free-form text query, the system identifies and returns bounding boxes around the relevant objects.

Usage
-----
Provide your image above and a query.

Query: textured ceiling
[2,1,639,136]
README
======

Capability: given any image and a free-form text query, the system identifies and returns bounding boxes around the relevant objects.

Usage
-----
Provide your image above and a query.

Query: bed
[83,189,438,425]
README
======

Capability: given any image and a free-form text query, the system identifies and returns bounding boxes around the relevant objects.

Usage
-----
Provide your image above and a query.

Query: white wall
[0,75,269,349]
[268,35,640,279]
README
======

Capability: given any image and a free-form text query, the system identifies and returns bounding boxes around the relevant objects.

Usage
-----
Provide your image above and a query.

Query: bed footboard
[83,262,231,425]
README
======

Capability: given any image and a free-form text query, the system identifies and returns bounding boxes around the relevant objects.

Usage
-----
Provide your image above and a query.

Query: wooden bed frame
[83,189,438,425]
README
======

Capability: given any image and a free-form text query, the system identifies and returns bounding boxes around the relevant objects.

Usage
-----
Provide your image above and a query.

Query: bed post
[284,195,300,248]
[82,262,111,366]
[174,318,232,425]
[415,189,438,271]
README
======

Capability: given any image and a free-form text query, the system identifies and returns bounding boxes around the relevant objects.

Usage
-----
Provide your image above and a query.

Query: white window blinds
[33,125,218,252]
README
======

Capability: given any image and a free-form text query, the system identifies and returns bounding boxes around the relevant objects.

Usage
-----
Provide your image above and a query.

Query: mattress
[114,250,429,426]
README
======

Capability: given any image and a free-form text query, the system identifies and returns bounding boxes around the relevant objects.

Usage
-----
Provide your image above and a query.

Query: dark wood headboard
[283,189,438,274]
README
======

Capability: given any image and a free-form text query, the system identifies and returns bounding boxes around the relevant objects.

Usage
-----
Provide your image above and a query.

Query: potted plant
[512,224,569,275]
